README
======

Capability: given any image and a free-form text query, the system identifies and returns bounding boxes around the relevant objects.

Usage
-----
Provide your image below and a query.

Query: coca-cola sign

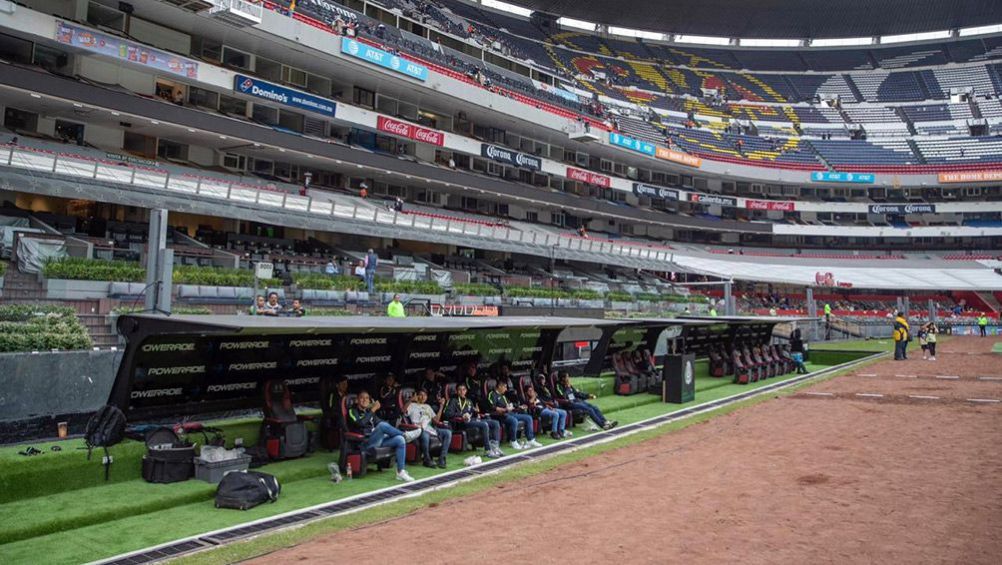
[376,116,444,146]
[566,167,611,188]
[689,193,737,207]
[480,144,542,171]
[746,199,795,211]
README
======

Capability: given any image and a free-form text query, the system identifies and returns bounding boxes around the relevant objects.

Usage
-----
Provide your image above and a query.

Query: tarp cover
[17,236,67,274]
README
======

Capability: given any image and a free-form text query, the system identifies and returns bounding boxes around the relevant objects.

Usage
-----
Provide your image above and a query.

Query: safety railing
[0,144,673,265]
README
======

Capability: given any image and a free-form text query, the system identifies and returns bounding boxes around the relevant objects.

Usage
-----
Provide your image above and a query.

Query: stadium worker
[892,311,910,361]
[347,391,416,482]
[387,294,406,318]
[556,372,618,430]
[444,383,503,458]
[978,313,989,337]
[405,389,452,468]
[489,380,540,450]
[525,385,568,439]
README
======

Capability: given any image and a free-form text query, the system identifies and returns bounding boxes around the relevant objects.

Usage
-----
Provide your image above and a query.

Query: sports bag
[214,471,281,510]
[84,405,127,481]
[141,427,195,484]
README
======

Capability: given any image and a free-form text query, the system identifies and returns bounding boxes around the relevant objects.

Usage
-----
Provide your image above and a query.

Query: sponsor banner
[811,171,876,184]
[746,199,796,212]
[341,37,428,81]
[938,171,1002,184]
[480,144,542,171]
[868,203,936,214]
[531,79,581,103]
[689,193,738,207]
[632,183,680,201]
[55,21,198,78]
[608,132,656,156]
[234,75,336,118]
[566,167,611,188]
[376,116,444,146]
[429,304,500,317]
[655,146,703,168]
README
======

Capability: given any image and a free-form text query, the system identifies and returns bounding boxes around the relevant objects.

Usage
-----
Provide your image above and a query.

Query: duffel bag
[215,471,281,510]
[141,427,195,484]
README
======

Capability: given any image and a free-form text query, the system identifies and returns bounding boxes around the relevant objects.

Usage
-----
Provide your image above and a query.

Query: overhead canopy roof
[508,0,1002,39]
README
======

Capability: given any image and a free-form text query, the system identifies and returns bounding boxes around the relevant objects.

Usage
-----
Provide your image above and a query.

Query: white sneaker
[403,429,422,442]
[526,439,543,448]
[396,469,415,482]
[510,440,523,451]
[930,357,936,361]
[563,430,573,437]
[586,421,601,432]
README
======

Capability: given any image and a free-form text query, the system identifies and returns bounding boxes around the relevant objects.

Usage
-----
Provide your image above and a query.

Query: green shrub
[0,305,92,352]
[112,306,212,315]
[293,273,363,291]
[304,308,354,316]
[0,261,7,277]
[606,291,634,302]
[374,279,442,294]
[42,258,279,286]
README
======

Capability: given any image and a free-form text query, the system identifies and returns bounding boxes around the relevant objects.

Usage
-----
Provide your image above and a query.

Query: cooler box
[662,353,696,404]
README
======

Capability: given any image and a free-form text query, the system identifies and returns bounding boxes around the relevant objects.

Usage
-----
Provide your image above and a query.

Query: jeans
[364,421,406,471]
[980,325,987,337]
[540,407,567,433]
[364,269,375,294]
[894,340,907,360]
[420,427,452,461]
[503,413,535,442]
[568,401,606,427]
[465,418,501,447]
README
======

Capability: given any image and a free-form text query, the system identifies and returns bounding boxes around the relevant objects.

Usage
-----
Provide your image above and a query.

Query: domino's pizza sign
[233,75,336,118]
[340,37,428,81]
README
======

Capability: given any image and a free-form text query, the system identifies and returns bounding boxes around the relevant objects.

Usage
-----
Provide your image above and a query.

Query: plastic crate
[193,454,252,484]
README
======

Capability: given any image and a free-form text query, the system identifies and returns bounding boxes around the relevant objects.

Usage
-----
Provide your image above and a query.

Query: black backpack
[215,471,281,510]
[141,427,195,484]
[84,405,127,481]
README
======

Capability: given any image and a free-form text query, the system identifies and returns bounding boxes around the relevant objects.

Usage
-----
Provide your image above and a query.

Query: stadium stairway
[906,138,928,164]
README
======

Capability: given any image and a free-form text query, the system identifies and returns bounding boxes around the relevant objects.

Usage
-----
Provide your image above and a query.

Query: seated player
[405,389,452,468]
[419,367,446,412]
[346,391,416,482]
[489,381,541,450]
[526,385,568,439]
[556,372,617,431]
[377,374,402,424]
[444,383,503,458]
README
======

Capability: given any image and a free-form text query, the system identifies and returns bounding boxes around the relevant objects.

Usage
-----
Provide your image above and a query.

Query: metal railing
[0,144,675,265]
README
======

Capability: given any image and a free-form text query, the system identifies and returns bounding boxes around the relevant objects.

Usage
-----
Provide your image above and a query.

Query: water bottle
[346,463,353,480]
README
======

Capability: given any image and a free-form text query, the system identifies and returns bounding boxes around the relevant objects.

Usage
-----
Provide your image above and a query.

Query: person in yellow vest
[978,313,989,337]
[892,311,910,361]
[387,294,406,318]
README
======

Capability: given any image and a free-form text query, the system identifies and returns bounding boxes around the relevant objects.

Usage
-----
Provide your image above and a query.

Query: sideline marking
[858,373,877,377]
[967,398,1001,403]
[803,391,834,396]
[978,376,1002,381]
[856,393,884,398]
[908,395,940,400]
[935,375,960,380]
[895,374,917,378]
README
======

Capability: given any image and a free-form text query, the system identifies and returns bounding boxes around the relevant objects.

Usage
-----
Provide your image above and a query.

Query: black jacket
[444,396,478,421]
[347,406,380,436]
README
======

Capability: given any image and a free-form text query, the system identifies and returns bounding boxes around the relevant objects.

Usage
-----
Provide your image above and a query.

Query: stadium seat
[338,394,394,477]
[260,380,313,460]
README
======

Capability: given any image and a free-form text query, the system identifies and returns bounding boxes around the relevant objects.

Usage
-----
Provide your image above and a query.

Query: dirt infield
[249,337,1002,565]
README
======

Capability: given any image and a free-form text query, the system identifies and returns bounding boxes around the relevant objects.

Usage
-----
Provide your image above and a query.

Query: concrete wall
[0,349,122,422]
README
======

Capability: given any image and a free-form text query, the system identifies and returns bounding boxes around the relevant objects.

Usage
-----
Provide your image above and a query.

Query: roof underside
[508,0,1002,39]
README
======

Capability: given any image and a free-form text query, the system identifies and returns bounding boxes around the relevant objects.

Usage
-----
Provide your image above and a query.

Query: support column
[928,298,936,323]
[144,209,172,314]
[806,287,819,341]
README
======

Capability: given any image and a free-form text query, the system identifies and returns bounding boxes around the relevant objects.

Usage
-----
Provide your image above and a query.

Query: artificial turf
[0,362,834,564]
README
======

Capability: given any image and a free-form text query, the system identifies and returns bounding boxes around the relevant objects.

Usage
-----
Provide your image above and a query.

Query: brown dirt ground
[248,337,1002,565]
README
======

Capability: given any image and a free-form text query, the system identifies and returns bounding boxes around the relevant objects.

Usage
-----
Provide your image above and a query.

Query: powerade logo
[356,355,392,363]
[409,351,440,359]
[296,358,340,367]
[289,339,333,348]
[219,341,270,350]
[228,362,278,371]
[207,382,257,393]
[142,342,196,353]
[285,377,321,386]
[350,337,387,345]
[131,388,183,399]
[147,366,205,376]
